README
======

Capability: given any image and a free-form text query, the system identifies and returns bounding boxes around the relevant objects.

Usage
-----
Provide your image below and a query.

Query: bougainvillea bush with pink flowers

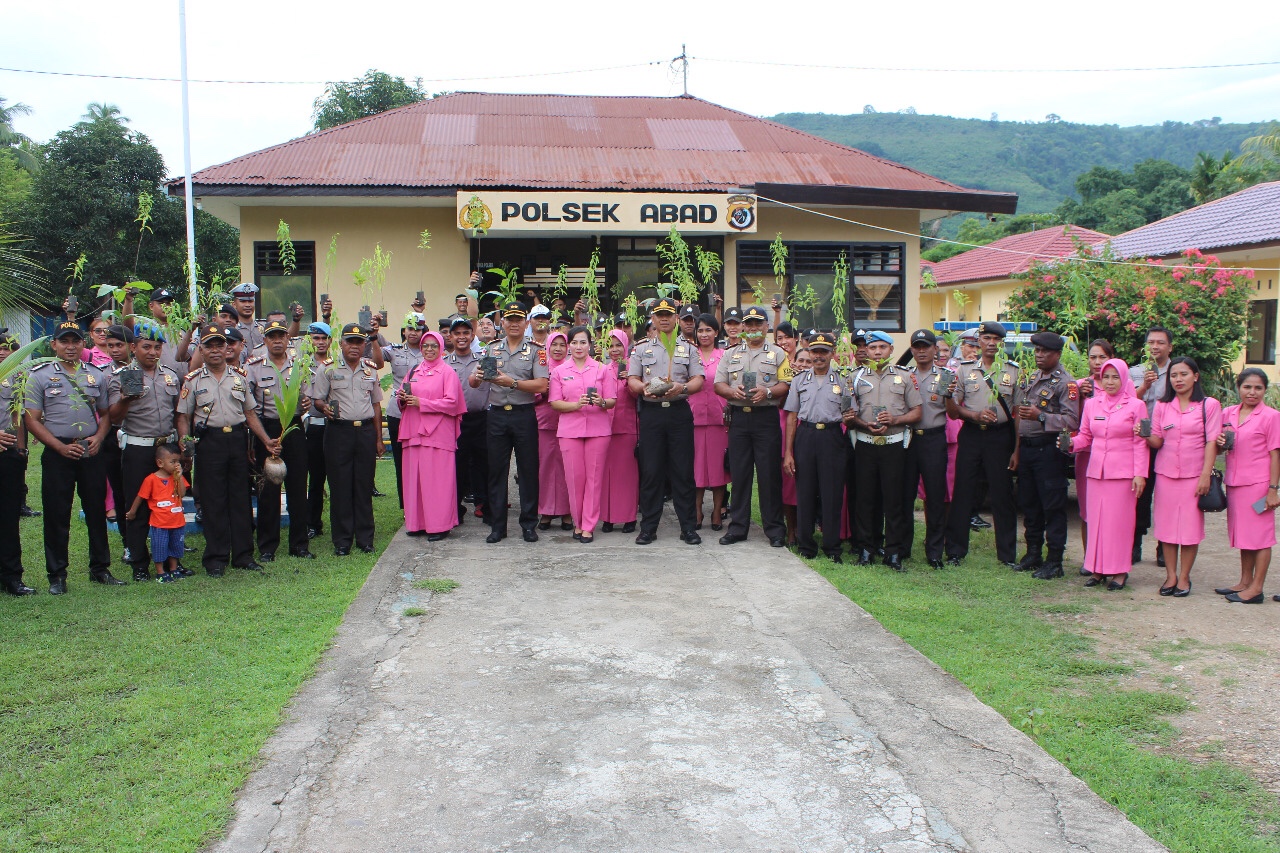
[1005,243,1253,375]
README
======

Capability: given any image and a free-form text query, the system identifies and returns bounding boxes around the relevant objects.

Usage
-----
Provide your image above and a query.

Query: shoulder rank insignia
[184,369,202,381]
[362,358,378,369]
[246,356,264,365]
[232,366,247,376]
[538,350,547,366]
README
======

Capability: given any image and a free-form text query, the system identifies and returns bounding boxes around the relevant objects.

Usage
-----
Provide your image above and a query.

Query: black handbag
[1196,405,1227,513]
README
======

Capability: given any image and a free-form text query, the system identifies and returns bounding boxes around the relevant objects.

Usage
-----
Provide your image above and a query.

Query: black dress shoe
[289,549,317,559]
[49,579,67,595]
[307,527,321,539]
[681,531,702,545]
[19,504,41,518]
[334,548,350,557]
[969,515,991,530]
[769,536,786,548]
[90,571,126,586]
[1033,562,1064,580]
[406,529,426,537]
[622,521,636,534]
[579,533,594,544]
[885,554,904,571]
[635,531,656,545]
[537,521,552,531]
[238,562,265,572]
[946,555,963,567]
[485,530,505,544]
[371,487,386,497]
[1001,561,1021,570]
[1172,583,1192,597]
[426,532,448,542]
[1213,587,1239,596]
[356,544,375,554]
[207,567,226,577]
[1273,595,1280,603]
[132,567,151,582]
[719,533,746,545]
[4,581,36,596]
[1131,543,1142,565]
[1107,575,1129,591]
[1225,592,1264,603]
[857,549,874,566]
[1085,576,1105,587]
[259,552,275,562]
[827,553,843,565]
[560,520,574,531]
[1159,584,1177,596]
[928,559,944,570]
[522,529,539,543]
[602,522,614,533]
[1014,553,1041,572]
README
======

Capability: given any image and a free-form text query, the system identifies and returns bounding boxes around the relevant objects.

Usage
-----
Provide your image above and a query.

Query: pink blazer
[1152,398,1221,479]
[1071,395,1150,480]
[549,358,614,439]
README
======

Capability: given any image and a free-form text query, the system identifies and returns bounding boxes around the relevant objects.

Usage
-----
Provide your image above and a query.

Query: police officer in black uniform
[108,321,182,580]
[177,324,276,575]
[1013,331,1080,579]
[0,329,36,595]
[23,322,120,593]
[469,301,549,544]
[628,297,705,545]
[903,329,954,569]
[782,331,847,562]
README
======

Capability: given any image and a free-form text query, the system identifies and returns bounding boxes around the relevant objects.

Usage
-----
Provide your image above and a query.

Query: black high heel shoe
[1172,582,1192,597]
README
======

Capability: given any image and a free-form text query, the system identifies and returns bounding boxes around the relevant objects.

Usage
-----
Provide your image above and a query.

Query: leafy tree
[0,152,31,220]
[16,107,237,310]
[921,212,1061,262]
[1054,159,1192,234]
[311,70,426,131]
[0,97,38,174]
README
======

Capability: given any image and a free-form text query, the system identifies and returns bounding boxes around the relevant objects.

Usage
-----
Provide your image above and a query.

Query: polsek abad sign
[456,191,757,234]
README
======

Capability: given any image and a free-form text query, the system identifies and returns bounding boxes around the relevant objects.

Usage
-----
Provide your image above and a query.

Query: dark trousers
[41,442,111,579]
[254,418,310,555]
[903,428,949,562]
[854,439,910,558]
[387,416,404,507]
[456,410,489,512]
[637,400,697,536]
[1018,439,1070,560]
[103,427,126,547]
[325,421,376,550]
[195,426,254,572]
[306,422,327,532]
[122,443,162,569]
[726,407,785,540]
[0,450,25,586]
[795,423,846,558]
[1134,447,1159,541]
[845,442,882,552]
[486,406,540,534]
[947,423,1017,562]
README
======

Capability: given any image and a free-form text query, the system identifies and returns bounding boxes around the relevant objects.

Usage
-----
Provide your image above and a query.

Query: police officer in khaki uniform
[1013,331,1080,579]
[229,282,267,359]
[628,297,705,545]
[303,322,335,538]
[177,324,277,576]
[245,319,315,561]
[379,313,425,507]
[446,316,489,520]
[714,304,792,547]
[903,329,954,570]
[469,301,549,544]
[108,322,182,580]
[782,331,847,562]
[23,322,119,593]
[845,331,922,570]
[0,329,36,595]
[99,324,134,558]
[310,323,383,556]
[945,320,1021,566]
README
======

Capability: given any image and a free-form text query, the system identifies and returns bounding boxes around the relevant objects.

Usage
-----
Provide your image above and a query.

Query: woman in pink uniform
[549,326,616,543]
[1144,357,1220,597]
[399,332,467,540]
[600,329,639,533]
[1070,358,1148,589]
[690,315,728,530]
[1073,340,1117,562]
[1216,368,1280,604]
[536,331,571,530]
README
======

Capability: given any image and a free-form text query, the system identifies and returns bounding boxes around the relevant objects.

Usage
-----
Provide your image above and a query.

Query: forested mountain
[769,112,1275,213]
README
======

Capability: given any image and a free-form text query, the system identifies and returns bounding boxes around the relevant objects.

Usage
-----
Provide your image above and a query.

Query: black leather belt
[799,421,842,430]
[965,420,1010,432]
[640,398,689,408]
[330,419,373,427]
[733,405,778,414]
[488,403,534,411]
[1020,434,1057,447]
[913,425,946,436]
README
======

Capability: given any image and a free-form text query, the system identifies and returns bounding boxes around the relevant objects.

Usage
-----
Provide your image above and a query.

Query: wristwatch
[1037,412,1046,424]
[766,388,773,400]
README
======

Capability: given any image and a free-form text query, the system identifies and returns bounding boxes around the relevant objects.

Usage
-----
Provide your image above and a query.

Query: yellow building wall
[1222,251,1280,380]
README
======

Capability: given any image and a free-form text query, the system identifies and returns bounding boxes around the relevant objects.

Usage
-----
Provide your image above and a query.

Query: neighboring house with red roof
[168,91,1015,340]
[1106,181,1280,372]
[918,226,1109,325]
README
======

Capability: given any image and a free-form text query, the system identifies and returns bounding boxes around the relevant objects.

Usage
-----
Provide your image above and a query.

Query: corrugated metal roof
[183,92,1001,198]
[1106,181,1280,259]
[927,225,1110,285]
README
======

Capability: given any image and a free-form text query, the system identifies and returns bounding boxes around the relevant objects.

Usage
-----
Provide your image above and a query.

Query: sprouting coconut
[645,327,681,397]
[263,336,316,487]
[262,454,287,485]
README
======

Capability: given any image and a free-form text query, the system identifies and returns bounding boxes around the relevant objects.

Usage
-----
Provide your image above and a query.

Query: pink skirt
[693,424,729,488]
[600,432,639,524]
[538,429,570,516]
[1083,477,1138,575]
[403,445,458,534]
[1075,450,1090,522]
[1152,473,1204,545]
[1227,482,1277,550]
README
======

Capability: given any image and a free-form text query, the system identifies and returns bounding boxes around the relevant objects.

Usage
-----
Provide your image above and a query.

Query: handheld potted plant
[262,335,316,485]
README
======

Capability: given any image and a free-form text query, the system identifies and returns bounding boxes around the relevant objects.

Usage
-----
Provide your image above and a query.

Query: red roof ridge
[928,224,1110,285]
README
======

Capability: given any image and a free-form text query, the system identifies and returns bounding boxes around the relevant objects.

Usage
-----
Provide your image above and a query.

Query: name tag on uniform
[158,500,172,508]
[170,506,184,514]
[1163,423,1175,430]
[1094,415,1106,421]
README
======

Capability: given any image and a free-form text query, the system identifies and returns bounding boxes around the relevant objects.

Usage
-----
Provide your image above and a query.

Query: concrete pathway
[210,511,1164,853]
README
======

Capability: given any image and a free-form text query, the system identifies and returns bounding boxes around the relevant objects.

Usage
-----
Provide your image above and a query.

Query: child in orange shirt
[125,445,190,583]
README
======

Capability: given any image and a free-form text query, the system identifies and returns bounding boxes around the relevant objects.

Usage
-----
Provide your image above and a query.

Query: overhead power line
[695,56,1280,74]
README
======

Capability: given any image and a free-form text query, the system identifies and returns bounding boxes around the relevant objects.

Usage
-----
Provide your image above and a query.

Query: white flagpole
[179,0,198,313]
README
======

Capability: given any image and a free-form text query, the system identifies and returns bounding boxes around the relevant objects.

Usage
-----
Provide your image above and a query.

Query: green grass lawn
[1,448,404,852]
[804,535,1280,852]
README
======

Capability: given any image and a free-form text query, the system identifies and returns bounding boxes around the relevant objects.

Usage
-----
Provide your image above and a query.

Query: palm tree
[0,98,38,174]
[80,102,129,127]
[1239,124,1280,168]
[0,225,50,320]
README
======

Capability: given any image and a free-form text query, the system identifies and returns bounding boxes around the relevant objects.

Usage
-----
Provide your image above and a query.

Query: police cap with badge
[807,331,836,352]
[150,288,176,303]
[501,301,528,319]
[230,282,259,298]
[651,297,678,315]
[341,323,369,341]
[740,305,768,323]
[678,305,698,320]
[263,319,290,336]
[198,323,226,344]
[910,329,937,347]
[54,321,85,341]
[723,306,744,323]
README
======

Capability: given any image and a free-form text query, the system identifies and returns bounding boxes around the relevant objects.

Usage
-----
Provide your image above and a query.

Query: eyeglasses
[90,328,109,336]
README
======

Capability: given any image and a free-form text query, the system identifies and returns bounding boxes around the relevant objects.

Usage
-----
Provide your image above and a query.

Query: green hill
[768,112,1276,213]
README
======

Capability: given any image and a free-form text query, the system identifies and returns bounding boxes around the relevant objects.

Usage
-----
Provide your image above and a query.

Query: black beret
[1030,332,1065,352]
[978,321,1007,338]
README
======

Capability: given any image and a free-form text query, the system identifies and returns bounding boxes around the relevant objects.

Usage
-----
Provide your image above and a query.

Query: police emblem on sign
[726,194,756,231]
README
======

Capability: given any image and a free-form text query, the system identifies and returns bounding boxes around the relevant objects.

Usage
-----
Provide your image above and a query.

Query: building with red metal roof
[171,92,1018,338]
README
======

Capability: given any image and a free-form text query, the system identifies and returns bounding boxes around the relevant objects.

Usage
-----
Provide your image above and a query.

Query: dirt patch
[1052,505,1280,797]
